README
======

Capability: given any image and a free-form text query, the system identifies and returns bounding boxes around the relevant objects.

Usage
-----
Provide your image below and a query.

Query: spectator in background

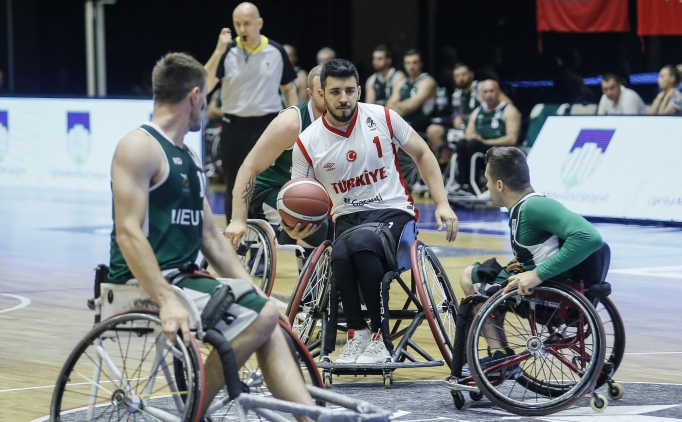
[426,63,512,163]
[455,79,520,195]
[364,45,405,106]
[203,2,298,220]
[386,49,437,136]
[316,47,336,65]
[284,44,308,102]
[597,73,646,115]
[647,65,682,115]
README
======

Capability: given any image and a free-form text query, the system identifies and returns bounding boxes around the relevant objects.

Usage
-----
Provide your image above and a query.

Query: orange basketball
[277,178,329,228]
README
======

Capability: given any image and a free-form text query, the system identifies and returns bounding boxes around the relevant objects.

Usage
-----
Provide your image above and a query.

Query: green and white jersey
[254,100,314,194]
[399,73,435,132]
[108,123,206,283]
[508,191,603,281]
[372,68,397,106]
[475,101,508,140]
[452,80,480,121]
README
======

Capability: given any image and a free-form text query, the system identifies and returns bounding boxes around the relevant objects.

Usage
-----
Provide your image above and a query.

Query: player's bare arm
[225,108,301,248]
[401,131,459,242]
[204,28,233,92]
[364,74,377,104]
[390,77,437,116]
[482,104,521,146]
[280,81,299,108]
[111,130,191,345]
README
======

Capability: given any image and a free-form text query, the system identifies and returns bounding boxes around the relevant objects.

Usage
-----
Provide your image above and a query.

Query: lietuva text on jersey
[292,103,418,221]
[171,209,204,226]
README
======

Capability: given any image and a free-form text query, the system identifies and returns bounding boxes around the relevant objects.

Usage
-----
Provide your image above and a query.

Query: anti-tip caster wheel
[323,372,332,388]
[590,393,608,412]
[451,391,465,409]
[608,382,625,400]
[383,373,393,388]
[469,391,483,401]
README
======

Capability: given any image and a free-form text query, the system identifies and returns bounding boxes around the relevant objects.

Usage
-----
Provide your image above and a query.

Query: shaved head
[480,79,502,109]
[232,2,263,48]
[480,79,500,91]
[233,2,260,19]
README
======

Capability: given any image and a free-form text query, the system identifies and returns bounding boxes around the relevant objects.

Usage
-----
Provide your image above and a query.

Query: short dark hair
[662,65,681,84]
[373,44,394,61]
[601,73,620,84]
[453,63,471,72]
[485,147,531,192]
[404,49,421,60]
[320,59,359,90]
[152,53,206,105]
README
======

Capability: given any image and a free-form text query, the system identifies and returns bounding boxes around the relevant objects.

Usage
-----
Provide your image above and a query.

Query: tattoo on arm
[241,173,256,210]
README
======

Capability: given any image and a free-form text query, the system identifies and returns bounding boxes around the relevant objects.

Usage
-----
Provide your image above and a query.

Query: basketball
[277,178,329,228]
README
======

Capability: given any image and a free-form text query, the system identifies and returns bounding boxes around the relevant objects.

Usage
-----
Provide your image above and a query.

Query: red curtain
[536,0,630,33]
[638,0,682,36]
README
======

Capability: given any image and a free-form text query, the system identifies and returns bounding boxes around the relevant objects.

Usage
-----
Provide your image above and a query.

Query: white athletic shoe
[356,332,391,364]
[335,328,371,363]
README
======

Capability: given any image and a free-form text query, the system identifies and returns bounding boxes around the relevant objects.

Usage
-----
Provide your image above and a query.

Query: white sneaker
[356,332,391,364]
[335,328,371,363]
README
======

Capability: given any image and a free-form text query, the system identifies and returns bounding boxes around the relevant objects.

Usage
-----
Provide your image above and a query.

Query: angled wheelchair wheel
[286,241,332,347]
[201,221,276,296]
[51,310,203,422]
[467,280,606,416]
[202,320,324,420]
[412,241,458,367]
[594,296,625,388]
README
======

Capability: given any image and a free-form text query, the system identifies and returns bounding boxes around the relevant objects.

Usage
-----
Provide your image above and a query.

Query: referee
[205,2,298,220]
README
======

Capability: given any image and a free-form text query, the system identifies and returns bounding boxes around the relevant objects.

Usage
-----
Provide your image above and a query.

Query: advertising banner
[528,116,682,223]
[0,98,202,193]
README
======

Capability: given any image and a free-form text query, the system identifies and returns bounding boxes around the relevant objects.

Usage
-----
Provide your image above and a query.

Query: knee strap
[380,271,397,353]
[200,284,235,331]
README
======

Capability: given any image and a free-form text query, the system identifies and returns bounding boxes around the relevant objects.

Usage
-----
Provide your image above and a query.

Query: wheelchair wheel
[594,296,625,388]
[412,241,458,367]
[201,221,276,296]
[51,310,203,422]
[202,320,324,420]
[467,280,606,416]
[286,241,332,347]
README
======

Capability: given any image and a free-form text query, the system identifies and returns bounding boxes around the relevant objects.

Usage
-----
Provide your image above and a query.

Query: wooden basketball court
[1,188,681,420]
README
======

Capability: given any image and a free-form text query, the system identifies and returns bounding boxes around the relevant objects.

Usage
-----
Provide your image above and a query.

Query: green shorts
[176,276,269,341]
[249,187,280,225]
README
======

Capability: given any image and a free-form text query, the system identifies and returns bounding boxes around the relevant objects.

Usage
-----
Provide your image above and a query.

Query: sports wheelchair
[444,242,626,417]
[199,219,307,298]
[50,265,392,421]
[285,220,458,388]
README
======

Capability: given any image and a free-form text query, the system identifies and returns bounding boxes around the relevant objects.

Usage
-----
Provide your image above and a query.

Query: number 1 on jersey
[372,136,383,158]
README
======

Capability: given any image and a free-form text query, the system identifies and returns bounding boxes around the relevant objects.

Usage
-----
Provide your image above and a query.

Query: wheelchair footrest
[441,377,480,393]
[317,360,444,370]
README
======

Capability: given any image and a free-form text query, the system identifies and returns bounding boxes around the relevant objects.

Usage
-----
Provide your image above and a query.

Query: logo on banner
[0,111,8,162]
[560,129,615,187]
[67,112,91,165]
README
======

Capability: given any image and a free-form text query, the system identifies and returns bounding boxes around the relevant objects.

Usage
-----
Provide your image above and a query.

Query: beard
[325,101,357,123]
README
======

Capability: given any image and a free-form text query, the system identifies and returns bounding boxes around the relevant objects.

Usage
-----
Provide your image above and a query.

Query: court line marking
[0,293,31,313]
[624,352,682,355]
[609,266,682,280]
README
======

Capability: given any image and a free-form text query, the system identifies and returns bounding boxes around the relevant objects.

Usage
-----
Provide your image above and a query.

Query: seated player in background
[288,59,458,363]
[225,65,330,265]
[448,146,602,379]
[454,79,519,195]
[284,44,309,102]
[108,52,314,419]
[364,45,405,107]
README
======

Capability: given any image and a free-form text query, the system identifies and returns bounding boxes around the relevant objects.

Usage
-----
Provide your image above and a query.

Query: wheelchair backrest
[396,220,418,273]
[571,242,611,285]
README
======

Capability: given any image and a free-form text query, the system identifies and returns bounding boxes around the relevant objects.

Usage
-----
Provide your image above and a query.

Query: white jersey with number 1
[292,102,417,221]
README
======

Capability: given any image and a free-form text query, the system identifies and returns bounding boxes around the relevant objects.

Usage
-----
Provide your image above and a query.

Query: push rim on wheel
[286,241,332,347]
[51,311,202,422]
[201,221,277,296]
[412,241,458,367]
[467,281,606,416]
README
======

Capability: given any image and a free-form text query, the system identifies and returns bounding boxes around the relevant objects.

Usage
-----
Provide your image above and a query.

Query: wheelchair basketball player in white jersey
[285,59,459,363]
